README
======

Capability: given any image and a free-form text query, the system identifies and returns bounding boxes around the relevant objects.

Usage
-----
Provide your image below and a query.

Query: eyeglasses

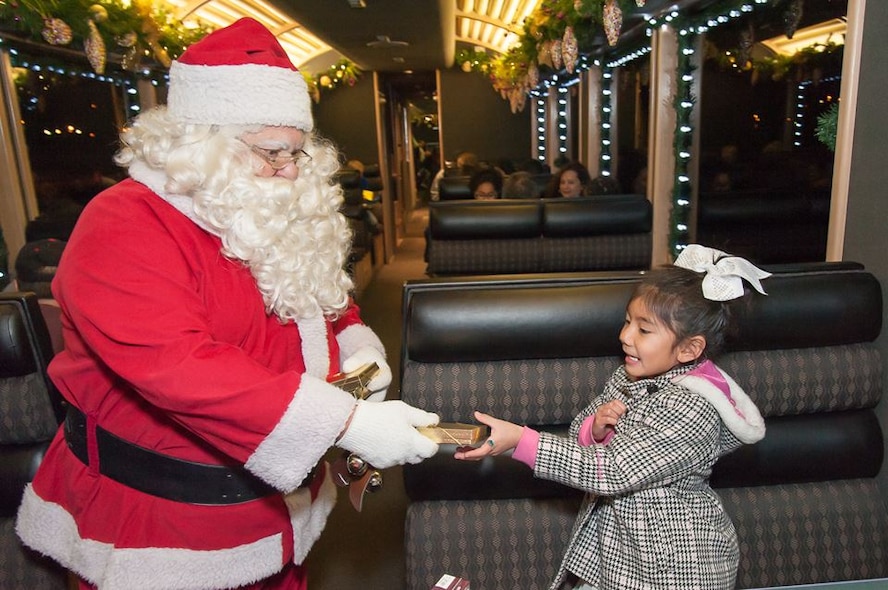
[240,140,312,170]
[474,191,499,199]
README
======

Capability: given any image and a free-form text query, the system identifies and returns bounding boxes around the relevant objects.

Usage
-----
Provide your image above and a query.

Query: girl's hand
[454,411,523,461]
[591,400,627,441]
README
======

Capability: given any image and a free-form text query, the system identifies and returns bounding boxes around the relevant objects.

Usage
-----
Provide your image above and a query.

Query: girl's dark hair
[469,167,504,197]
[631,266,744,360]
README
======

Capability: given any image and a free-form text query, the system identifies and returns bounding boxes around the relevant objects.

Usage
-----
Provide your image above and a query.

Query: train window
[694,0,847,263]
[14,58,133,238]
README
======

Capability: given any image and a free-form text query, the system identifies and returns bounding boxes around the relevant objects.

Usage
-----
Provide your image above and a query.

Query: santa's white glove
[338,400,439,468]
[342,346,392,402]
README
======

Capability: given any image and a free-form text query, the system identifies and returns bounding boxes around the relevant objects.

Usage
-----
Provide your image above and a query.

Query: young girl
[455,244,769,590]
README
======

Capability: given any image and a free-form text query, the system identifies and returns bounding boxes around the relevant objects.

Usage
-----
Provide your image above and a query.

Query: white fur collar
[127,161,219,237]
[672,364,766,444]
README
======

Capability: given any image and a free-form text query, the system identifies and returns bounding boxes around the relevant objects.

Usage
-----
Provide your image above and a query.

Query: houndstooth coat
[535,361,765,590]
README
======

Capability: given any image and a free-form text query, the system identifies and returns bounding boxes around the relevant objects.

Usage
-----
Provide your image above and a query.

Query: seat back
[0,292,68,589]
[400,264,888,590]
[438,176,473,201]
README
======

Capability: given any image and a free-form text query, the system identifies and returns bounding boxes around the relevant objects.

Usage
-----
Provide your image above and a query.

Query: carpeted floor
[305,207,429,590]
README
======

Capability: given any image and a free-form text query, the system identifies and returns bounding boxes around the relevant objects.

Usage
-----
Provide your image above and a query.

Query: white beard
[131,157,354,322]
[192,171,354,322]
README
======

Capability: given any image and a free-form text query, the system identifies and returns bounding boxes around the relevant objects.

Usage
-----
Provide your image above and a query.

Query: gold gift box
[418,422,487,446]
[328,362,379,399]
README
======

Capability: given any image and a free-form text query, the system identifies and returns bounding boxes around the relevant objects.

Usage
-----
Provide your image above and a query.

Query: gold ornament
[527,62,539,88]
[562,26,578,74]
[551,39,563,70]
[737,22,754,68]
[84,20,106,74]
[116,32,137,48]
[783,0,804,39]
[537,41,553,68]
[41,18,72,45]
[603,0,623,47]
[509,88,525,114]
[121,46,140,71]
[88,4,108,23]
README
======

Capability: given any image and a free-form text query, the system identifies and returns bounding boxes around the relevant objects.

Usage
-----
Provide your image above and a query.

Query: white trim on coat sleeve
[246,374,356,492]
[336,323,385,360]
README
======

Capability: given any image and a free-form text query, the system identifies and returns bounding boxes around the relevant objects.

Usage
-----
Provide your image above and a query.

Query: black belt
[64,406,284,505]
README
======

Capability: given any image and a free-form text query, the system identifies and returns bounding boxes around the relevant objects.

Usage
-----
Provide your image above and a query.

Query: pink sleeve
[512,427,540,469]
[578,415,615,446]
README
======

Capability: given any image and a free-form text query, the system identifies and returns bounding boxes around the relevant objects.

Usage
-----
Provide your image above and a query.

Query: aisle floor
[305,208,430,590]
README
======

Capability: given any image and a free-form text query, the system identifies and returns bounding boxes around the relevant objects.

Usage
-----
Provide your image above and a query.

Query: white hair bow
[674,244,771,301]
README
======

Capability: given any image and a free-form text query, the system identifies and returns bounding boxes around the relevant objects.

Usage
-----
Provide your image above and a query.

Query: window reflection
[14,57,131,240]
[695,0,847,264]
[615,56,650,196]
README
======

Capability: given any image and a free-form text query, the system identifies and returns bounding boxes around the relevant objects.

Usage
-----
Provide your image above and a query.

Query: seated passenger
[430,151,479,200]
[545,161,592,198]
[14,238,66,299]
[586,174,622,196]
[470,167,503,200]
[502,171,538,198]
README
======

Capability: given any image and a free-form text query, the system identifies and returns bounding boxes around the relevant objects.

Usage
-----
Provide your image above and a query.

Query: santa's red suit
[15,177,382,589]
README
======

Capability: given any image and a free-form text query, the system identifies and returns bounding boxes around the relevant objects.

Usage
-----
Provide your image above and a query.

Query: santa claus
[16,18,439,590]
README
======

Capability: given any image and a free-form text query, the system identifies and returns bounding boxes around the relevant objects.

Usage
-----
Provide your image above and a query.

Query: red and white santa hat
[167,18,313,131]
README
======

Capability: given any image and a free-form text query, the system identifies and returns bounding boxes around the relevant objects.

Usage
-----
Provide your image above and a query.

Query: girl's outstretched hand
[454,411,523,461]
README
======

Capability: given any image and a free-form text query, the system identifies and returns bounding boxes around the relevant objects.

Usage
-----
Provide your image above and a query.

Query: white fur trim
[298,316,331,378]
[168,62,313,130]
[336,323,385,360]
[284,469,338,564]
[246,375,355,491]
[128,162,220,236]
[672,368,766,444]
[16,485,283,590]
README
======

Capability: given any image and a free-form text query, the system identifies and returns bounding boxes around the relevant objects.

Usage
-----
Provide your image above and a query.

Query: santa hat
[167,18,313,131]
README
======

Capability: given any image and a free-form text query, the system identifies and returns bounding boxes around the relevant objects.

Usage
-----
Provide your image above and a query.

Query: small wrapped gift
[417,422,487,446]
[328,362,379,399]
[431,573,470,590]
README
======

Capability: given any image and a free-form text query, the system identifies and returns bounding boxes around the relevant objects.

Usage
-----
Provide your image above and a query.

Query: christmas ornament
[508,88,526,114]
[121,46,140,71]
[537,40,553,68]
[527,62,539,88]
[603,0,623,47]
[551,39,563,70]
[84,20,106,74]
[783,0,803,39]
[116,32,137,48]
[562,26,578,74]
[737,22,754,68]
[88,4,108,23]
[574,0,591,16]
[41,18,72,46]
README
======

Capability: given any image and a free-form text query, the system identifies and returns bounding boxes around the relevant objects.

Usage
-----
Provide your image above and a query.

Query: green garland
[1,1,362,102]
[0,0,211,72]
[480,0,641,92]
[815,102,839,152]
[712,40,844,83]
